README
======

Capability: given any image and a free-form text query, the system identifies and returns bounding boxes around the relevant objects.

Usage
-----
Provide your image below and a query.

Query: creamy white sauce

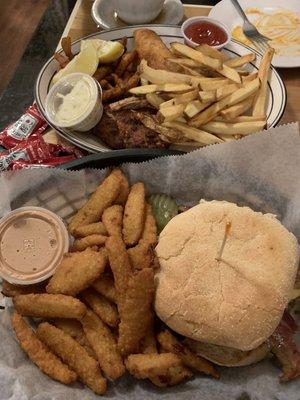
[55,77,92,123]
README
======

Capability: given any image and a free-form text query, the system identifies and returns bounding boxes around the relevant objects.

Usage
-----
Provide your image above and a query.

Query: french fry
[129,83,192,95]
[184,100,212,118]
[242,72,258,83]
[216,133,236,142]
[166,57,201,68]
[162,121,223,145]
[216,83,240,100]
[228,115,267,123]
[140,77,148,85]
[198,90,216,103]
[134,112,183,141]
[220,95,254,120]
[202,120,266,136]
[140,59,193,84]
[159,90,198,108]
[190,78,260,126]
[252,48,275,117]
[146,93,164,109]
[198,79,229,91]
[170,43,222,70]
[158,104,185,122]
[225,53,256,68]
[195,44,228,61]
[61,36,73,60]
[217,63,241,83]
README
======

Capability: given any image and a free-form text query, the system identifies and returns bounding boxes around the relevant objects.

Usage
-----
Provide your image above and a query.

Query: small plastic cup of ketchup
[181,16,230,50]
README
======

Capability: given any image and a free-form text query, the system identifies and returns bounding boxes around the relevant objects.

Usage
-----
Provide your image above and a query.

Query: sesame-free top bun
[154,201,299,351]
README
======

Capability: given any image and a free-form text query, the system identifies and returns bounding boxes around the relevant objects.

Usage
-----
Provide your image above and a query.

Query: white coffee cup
[115,0,164,24]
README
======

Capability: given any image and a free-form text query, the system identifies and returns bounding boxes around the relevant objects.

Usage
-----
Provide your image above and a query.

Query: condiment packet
[10,155,77,170]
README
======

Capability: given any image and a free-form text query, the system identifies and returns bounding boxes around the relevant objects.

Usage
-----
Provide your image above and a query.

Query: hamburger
[154,200,300,380]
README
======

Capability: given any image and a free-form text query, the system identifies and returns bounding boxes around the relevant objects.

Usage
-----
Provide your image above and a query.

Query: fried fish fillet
[118,268,155,356]
[82,310,125,380]
[134,29,173,70]
[123,182,146,246]
[46,248,107,296]
[13,294,86,319]
[102,205,123,237]
[68,169,122,234]
[126,353,192,387]
[92,275,117,303]
[37,322,106,395]
[12,313,77,384]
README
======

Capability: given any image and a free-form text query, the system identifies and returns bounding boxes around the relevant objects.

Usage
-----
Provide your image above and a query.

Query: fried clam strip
[12,313,77,385]
[52,318,96,358]
[105,235,133,306]
[37,322,107,395]
[46,248,107,296]
[157,330,219,378]
[13,294,86,320]
[123,182,146,246]
[72,222,107,238]
[72,234,108,251]
[118,268,155,356]
[82,310,125,380]
[126,353,193,387]
[114,169,130,205]
[2,280,45,297]
[128,243,158,270]
[102,205,123,237]
[140,203,158,245]
[141,318,157,354]
[92,275,117,303]
[81,288,119,328]
[68,169,122,234]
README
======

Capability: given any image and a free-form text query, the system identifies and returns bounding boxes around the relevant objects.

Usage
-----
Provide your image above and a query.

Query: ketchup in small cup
[181,17,230,50]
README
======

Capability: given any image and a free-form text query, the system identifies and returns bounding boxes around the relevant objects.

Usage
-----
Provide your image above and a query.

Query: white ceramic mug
[115,0,164,24]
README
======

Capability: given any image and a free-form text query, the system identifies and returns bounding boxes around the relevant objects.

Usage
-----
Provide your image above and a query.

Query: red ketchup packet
[0,104,48,149]
[11,155,77,170]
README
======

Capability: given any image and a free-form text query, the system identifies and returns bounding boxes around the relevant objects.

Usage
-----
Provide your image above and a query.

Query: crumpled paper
[0,122,299,400]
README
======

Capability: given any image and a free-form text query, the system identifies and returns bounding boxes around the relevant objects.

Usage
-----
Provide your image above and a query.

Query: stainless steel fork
[230,0,270,54]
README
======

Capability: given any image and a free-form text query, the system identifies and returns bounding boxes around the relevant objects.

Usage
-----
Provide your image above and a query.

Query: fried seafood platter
[49,28,275,151]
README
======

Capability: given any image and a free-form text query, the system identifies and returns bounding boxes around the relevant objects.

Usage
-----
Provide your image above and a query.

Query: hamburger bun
[154,201,299,351]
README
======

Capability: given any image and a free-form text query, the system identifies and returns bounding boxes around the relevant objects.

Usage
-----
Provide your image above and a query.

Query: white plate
[92,0,184,29]
[209,0,300,68]
[35,25,286,153]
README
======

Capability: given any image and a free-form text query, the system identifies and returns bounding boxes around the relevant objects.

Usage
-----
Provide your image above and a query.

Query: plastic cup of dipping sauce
[0,207,69,285]
[45,72,103,132]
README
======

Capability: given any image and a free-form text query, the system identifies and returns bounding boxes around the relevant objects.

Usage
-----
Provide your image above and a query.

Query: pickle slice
[148,194,178,233]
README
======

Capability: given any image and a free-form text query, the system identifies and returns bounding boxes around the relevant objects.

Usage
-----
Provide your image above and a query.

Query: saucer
[92,0,184,29]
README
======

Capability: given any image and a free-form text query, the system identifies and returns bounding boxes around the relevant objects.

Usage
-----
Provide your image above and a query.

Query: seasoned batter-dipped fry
[141,320,157,354]
[123,182,146,246]
[113,170,128,204]
[37,322,107,395]
[72,222,107,238]
[140,203,158,245]
[105,235,133,305]
[115,51,138,76]
[81,288,119,328]
[128,242,158,270]
[102,205,123,237]
[46,248,107,296]
[157,330,219,378]
[68,169,122,234]
[13,294,86,320]
[118,268,155,356]
[92,275,117,303]
[126,353,192,387]
[72,234,107,251]
[2,280,45,297]
[82,310,125,380]
[12,313,77,384]
[51,318,96,358]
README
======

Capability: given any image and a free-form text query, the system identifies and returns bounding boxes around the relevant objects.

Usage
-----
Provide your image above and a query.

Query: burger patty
[93,108,169,150]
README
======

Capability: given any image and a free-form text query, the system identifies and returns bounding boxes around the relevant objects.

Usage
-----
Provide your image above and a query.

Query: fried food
[126,353,193,387]
[46,248,107,296]
[82,310,125,380]
[54,52,69,69]
[109,97,150,112]
[12,313,77,384]
[102,205,123,236]
[92,275,117,303]
[115,50,138,76]
[118,268,155,356]
[93,65,112,82]
[81,288,119,328]
[113,169,130,205]
[157,329,219,378]
[61,36,73,60]
[37,322,106,395]
[105,235,133,305]
[123,182,146,246]
[68,169,122,234]
[52,318,96,358]
[134,29,173,69]
[72,222,107,238]
[141,320,157,354]
[2,280,44,297]
[128,242,158,270]
[171,43,221,70]
[13,294,86,319]
[72,234,107,251]
[140,204,157,245]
